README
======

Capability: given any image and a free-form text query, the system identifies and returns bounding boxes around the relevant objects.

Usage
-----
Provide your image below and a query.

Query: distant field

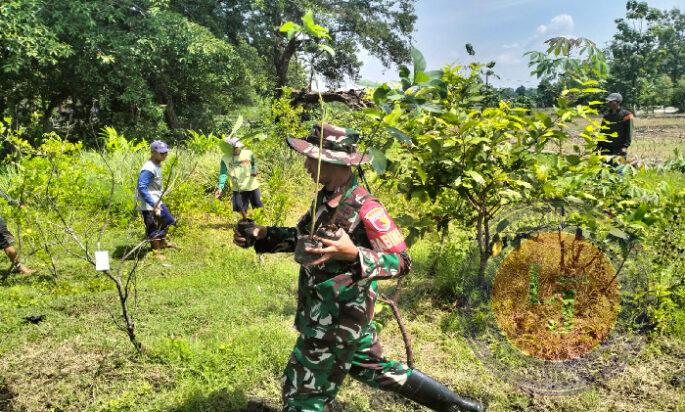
[632,114,685,162]
[555,113,685,163]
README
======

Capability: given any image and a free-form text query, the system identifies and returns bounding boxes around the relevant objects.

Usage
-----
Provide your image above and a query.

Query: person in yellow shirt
[214,137,262,220]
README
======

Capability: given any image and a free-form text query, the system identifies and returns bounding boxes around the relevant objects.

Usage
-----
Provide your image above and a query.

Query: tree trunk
[274,37,300,93]
[163,94,179,131]
[476,213,491,289]
[114,277,142,353]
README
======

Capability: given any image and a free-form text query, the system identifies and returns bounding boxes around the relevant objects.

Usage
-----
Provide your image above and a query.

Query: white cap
[224,137,244,148]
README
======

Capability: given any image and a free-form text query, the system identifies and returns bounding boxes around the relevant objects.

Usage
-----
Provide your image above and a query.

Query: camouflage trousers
[282,323,411,411]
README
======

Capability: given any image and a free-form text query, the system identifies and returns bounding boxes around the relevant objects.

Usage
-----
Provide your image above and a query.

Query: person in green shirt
[214,137,263,220]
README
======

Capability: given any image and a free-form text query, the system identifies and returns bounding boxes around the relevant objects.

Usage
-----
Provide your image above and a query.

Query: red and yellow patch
[364,207,392,232]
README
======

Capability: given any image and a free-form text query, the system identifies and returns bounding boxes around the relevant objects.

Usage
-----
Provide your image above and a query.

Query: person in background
[597,92,634,160]
[0,189,36,275]
[214,137,262,220]
[135,140,177,258]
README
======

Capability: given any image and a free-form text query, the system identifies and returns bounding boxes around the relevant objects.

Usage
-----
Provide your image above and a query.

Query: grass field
[555,113,685,163]
[0,124,685,412]
[0,128,684,411]
[631,115,685,162]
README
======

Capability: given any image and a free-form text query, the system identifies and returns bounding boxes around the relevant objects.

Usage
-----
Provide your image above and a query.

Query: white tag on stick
[95,251,110,272]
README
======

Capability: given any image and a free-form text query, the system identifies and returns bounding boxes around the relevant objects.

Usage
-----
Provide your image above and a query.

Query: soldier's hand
[233,225,266,248]
[305,230,359,266]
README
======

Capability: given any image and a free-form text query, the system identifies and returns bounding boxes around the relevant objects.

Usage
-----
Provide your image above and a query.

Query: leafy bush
[623,188,685,333]
[663,149,685,173]
[184,130,221,154]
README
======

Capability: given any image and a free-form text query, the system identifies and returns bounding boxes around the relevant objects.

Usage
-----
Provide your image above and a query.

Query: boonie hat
[286,123,369,166]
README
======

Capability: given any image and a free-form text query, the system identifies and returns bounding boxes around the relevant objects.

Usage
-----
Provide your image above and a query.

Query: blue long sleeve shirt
[137,170,158,208]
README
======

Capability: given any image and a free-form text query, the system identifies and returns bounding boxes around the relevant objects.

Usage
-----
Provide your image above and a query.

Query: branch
[289,88,372,109]
[379,294,414,368]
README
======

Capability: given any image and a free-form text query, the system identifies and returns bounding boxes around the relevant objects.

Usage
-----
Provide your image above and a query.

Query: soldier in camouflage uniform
[234,124,483,412]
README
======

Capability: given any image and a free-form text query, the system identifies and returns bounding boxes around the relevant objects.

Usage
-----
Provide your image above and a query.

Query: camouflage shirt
[254,177,411,343]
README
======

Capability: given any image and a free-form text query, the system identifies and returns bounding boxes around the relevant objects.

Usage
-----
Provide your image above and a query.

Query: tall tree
[0,0,71,121]
[1,0,256,137]
[536,78,561,108]
[606,1,680,108]
[172,0,417,89]
[653,8,685,84]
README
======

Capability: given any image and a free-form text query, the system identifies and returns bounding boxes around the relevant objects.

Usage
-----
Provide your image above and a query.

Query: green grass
[1,208,684,411]
[1,140,684,411]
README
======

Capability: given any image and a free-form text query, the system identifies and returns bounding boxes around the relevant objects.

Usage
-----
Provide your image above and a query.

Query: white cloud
[549,14,574,33]
[496,52,522,66]
[502,42,520,49]
[528,14,575,46]
[536,14,574,37]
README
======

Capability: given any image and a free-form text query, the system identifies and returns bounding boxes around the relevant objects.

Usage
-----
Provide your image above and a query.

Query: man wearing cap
[215,137,262,220]
[597,93,634,159]
[135,140,177,257]
[233,124,483,412]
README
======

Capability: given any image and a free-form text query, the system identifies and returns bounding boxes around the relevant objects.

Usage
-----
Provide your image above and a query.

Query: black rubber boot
[394,369,484,412]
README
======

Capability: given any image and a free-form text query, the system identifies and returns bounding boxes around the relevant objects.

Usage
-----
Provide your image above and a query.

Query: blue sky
[355,0,685,88]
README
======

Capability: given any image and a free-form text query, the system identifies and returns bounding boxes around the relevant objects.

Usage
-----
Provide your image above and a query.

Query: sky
[353,0,685,89]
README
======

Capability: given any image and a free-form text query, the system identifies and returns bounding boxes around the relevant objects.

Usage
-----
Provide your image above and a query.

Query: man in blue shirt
[135,141,177,257]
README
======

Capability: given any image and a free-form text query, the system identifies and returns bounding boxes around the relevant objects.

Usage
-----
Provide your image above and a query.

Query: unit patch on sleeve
[364,207,392,232]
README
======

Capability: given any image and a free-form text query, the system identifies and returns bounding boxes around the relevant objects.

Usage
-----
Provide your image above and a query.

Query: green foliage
[0,0,71,72]
[198,1,416,88]
[1,1,257,139]
[527,37,609,87]
[101,127,148,153]
[663,148,685,173]
[278,10,337,90]
[280,11,332,43]
[606,1,685,109]
[184,130,220,154]
[361,47,613,287]
[622,184,685,333]
[261,89,308,156]
[672,75,685,112]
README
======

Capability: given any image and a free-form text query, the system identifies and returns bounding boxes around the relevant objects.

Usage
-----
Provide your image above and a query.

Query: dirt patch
[0,338,172,411]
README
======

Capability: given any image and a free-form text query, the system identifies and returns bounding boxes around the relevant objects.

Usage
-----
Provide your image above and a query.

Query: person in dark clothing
[597,93,634,159]
[0,190,36,275]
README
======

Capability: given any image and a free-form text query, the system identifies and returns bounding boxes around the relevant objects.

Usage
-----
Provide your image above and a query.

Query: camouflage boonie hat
[286,123,370,166]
